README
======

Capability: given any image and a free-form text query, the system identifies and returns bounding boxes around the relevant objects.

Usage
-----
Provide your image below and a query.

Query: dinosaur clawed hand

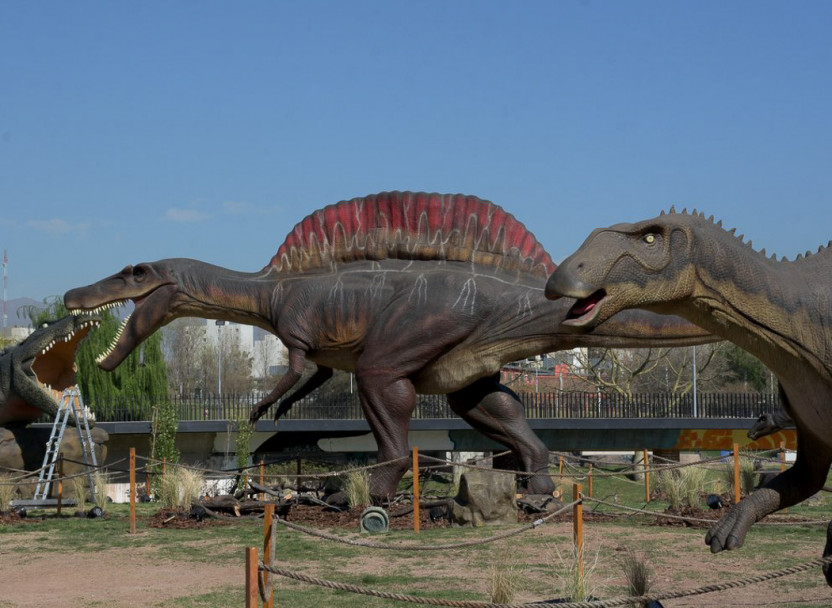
[705,501,757,553]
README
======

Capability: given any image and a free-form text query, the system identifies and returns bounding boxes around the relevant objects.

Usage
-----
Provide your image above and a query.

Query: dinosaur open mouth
[4,315,101,424]
[563,289,607,326]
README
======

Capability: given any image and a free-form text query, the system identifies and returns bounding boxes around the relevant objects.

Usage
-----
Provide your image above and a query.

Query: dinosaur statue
[748,387,794,441]
[1,314,100,426]
[544,207,832,579]
[64,191,712,499]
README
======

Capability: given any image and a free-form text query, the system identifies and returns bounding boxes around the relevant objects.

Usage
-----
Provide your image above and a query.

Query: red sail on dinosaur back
[266,191,555,278]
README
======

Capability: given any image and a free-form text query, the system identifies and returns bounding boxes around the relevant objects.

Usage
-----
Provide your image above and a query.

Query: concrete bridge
[65,413,794,472]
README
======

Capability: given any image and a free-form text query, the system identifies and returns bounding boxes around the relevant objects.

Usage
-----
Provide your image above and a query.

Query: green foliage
[150,399,180,495]
[233,413,253,474]
[722,343,770,391]
[19,296,168,411]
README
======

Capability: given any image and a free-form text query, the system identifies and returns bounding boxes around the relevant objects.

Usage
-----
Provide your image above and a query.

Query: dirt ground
[2,503,831,607]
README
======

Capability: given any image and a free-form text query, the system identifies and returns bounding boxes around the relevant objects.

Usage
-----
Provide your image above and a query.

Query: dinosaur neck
[180,262,277,331]
[680,234,830,377]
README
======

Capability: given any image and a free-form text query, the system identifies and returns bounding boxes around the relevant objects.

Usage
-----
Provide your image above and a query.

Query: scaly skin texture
[0,315,100,426]
[545,208,832,582]
[64,192,712,500]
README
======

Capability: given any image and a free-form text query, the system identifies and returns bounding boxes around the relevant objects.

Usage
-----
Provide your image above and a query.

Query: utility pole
[2,250,7,331]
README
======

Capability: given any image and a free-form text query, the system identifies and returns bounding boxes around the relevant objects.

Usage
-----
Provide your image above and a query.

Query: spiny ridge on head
[265,191,555,277]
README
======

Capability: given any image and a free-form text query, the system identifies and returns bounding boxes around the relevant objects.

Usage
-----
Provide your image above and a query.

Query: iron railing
[78,390,781,423]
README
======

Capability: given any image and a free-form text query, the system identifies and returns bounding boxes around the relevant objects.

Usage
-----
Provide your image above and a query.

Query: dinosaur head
[65,259,201,371]
[545,212,697,329]
[2,314,100,423]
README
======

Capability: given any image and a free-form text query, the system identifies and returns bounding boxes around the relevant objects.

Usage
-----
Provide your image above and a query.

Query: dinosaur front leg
[272,366,333,421]
[706,437,831,553]
[447,375,554,494]
[249,348,307,424]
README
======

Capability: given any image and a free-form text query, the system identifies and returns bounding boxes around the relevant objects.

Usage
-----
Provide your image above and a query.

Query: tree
[162,318,207,396]
[567,343,727,397]
[721,343,772,392]
[19,296,168,405]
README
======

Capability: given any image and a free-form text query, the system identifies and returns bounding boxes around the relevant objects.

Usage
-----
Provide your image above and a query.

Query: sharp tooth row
[70,300,128,316]
[40,319,104,355]
[95,314,131,364]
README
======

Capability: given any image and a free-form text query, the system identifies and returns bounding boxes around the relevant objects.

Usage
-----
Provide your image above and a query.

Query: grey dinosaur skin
[748,387,794,440]
[544,209,832,583]
[64,193,713,500]
[0,315,99,426]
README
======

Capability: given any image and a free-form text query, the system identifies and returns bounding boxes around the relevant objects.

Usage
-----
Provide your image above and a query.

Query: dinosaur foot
[705,500,757,553]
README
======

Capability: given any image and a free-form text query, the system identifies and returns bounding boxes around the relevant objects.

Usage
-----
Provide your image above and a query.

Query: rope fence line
[273,500,578,552]
[256,555,832,608]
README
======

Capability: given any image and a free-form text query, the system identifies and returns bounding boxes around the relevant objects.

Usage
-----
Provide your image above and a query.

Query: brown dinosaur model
[544,207,832,580]
[64,192,711,499]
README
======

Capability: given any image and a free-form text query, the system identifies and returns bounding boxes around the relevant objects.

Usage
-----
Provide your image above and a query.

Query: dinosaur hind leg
[447,375,554,495]
[356,374,417,503]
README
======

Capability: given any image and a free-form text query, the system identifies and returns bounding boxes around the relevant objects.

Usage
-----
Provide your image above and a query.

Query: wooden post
[733,443,741,504]
[573,483,583,580]
[262,504,275,608]
[643,449,650,503]
[162,457,167,483]
[780,441,788,514]
[245,547,258,608]
[780,441,786,473]
[56,453,64,516]
[588,463,593,498]
[412,445,420,533]
[129,447,137,534]
[296,454,302,495]
[259,459,265,502]
[558,454,563,475]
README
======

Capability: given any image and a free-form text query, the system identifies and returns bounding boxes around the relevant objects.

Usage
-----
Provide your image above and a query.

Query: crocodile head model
[1,314,100,425]
[545,207,832,583]
[66,192,713,500]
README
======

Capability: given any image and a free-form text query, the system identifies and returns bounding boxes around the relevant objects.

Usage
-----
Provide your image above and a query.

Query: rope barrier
[260,555,832,608]
[273,500,578,551]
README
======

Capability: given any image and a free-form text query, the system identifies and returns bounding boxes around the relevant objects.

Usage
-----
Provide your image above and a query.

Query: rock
[0,426,108,495]
[0,428,24,470]
[449,468,517,527]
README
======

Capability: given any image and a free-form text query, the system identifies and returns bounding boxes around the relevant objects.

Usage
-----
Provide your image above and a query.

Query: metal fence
[81,390,781,423]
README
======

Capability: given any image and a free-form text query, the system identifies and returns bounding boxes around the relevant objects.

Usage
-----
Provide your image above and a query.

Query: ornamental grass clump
[488,549,520,603]
[159,465,205,512]
[345,468,371,509]
[619,548,655,608]
[0,474,17,512]
[656,466,707,508]
[70,477,88,511]
[724,454,757,497]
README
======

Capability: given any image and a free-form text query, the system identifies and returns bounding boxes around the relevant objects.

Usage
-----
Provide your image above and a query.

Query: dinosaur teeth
[95,314,131,364]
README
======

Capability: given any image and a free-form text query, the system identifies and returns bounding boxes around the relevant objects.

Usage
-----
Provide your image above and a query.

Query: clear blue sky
[2,2,831,306]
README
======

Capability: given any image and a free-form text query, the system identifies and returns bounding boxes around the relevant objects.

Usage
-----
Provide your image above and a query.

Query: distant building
[1,325,34,343]
[201,320,288,379]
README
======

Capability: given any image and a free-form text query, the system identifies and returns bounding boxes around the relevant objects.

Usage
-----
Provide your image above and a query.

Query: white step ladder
[33,387,98,501]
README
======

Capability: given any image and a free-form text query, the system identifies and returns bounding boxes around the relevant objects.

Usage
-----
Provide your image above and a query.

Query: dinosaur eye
[642,234,656,245]
[132,265,147,279]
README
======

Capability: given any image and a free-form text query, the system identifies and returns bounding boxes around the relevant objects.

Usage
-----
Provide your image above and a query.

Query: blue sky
[2,2,831,308]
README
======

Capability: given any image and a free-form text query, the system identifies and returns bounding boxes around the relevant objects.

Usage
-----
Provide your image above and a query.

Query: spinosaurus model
[64,191,712,499]
[0,314,100,426]
[544,207,832,580]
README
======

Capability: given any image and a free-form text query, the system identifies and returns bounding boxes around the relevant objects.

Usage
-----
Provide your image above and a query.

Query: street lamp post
[216,321,225,397]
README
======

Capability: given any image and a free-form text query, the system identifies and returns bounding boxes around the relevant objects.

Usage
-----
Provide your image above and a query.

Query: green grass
[2,453,831,608]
